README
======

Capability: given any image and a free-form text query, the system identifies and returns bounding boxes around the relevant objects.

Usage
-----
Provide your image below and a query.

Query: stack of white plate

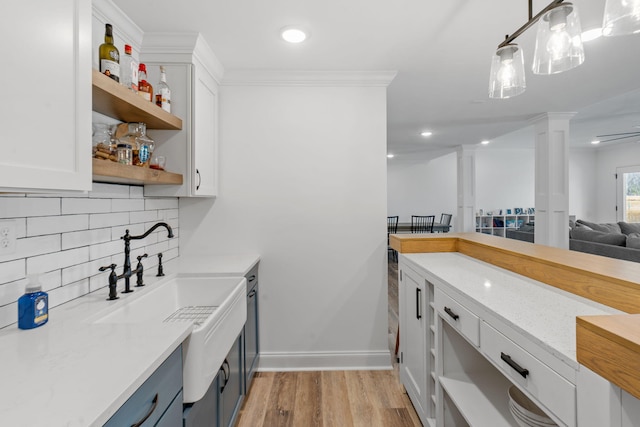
[507,386,557,427]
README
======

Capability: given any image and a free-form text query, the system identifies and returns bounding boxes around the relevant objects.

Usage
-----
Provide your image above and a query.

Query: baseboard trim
[256,350,392,371]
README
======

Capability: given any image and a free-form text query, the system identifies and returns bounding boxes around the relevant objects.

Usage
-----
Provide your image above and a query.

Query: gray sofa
[505,219,640,263]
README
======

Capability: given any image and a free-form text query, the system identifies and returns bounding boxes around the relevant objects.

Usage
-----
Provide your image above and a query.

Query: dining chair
[411,215,435,233]
[387,216,399,262]
[439,213,453,232]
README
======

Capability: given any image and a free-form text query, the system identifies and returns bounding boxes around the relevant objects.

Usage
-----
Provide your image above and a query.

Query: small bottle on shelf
[120,44,138,92]
[155,66,171,113]
[138,63,153,102]
[99,23,120,82]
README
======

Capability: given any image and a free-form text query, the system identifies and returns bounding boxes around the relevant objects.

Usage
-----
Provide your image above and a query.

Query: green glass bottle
[99,23,120,82]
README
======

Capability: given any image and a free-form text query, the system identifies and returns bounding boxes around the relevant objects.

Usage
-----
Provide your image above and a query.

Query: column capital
[528,112,577,125]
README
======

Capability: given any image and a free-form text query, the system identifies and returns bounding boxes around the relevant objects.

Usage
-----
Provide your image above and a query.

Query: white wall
[475,148,535,213]
[386,152,457,225]
[595,141,640,223]
[179,82,390,370]
[569,149,598,221]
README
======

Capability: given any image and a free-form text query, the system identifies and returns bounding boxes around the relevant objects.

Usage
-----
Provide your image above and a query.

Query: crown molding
[221,70,397,87]
[141,32,224,83]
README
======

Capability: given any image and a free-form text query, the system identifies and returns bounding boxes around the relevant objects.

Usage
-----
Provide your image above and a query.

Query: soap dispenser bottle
[18,275,49,330]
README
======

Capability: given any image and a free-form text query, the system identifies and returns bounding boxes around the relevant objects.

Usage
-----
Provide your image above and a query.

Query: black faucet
[121,222,174,293]
[99,222,174,299]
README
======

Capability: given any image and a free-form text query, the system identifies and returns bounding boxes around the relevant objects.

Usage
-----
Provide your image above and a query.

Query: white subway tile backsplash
[130,186,144,198]
[130,210,158,224]
[27,214,89,237]
[89,240,124,261]
[0,235,61,264]
[0,198,60,218]
[62,198,111,215]
[48,279,90,309]
[27,247,90,275]
[0,183,179,329]
[90,182,131,199]
[62,228,111,250]
[0,303,17,328]
[0,259,25,284]
[145,198,179,210]
[89,212,129,229]
[112,198,144,213]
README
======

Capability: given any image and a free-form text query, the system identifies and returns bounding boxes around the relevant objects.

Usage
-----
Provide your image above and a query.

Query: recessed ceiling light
[387,154,395,158]
[420,131,433,137]
[591,139,601,145]
[281,27,308,43]
[582,28,603,42]
[481,140,490,145]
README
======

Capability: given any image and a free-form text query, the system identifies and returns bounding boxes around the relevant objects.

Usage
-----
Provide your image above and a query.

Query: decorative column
[456,145,477,232]
[531,113,575,249]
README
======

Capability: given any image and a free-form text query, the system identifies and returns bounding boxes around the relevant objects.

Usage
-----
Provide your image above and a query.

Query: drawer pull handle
[416,288,422,319]
[501,352,529,378]
[131,393,158,427]
[248,275,256,282]
[248,289,257,298]
[444,306,459,320]
[220,359,230,393]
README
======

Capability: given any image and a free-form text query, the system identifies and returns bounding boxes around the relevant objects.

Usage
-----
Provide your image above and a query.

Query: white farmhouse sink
[93,274,247,403]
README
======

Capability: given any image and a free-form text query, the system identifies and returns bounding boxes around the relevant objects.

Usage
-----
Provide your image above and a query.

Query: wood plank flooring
[235,258,422,427]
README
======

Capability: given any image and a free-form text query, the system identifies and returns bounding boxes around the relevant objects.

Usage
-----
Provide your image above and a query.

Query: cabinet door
[0,0,91,192]
[244,279,259,391]
[399,264,427,421]
[220,334,243,427]
[191,57,218,197]
[183,373,219,427]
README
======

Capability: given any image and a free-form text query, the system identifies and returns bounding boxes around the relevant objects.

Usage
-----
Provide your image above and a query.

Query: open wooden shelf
[92,69,182,130]
[92,159,183,186]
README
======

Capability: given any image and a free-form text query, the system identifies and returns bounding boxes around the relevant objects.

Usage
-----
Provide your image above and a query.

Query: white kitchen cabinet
[398,261,435,426]
[141,33,222,197]
[0,0,92,192]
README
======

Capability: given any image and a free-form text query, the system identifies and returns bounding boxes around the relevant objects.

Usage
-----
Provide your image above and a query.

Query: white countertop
[0,254,259,427]
[403,252,623,369]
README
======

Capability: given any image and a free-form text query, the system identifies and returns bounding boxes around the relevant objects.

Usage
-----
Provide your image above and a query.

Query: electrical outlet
[0,220,16,255]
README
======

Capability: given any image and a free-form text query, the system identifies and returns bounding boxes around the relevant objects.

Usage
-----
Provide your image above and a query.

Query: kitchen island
[390,232,640,426]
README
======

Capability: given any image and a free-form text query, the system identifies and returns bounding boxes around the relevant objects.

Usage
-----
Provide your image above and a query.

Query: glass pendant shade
[603,0,640,36]
[532,3,585,75]
[489,44,526,99]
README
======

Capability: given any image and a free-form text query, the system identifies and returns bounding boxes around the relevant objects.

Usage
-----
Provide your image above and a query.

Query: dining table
[396,222,451,233]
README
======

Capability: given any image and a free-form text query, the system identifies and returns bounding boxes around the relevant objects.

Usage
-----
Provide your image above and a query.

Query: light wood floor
[235,257,422,427]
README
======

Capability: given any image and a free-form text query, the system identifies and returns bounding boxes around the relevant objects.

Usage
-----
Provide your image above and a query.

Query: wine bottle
[99,24,120,82]
[138,63,153,102]
[155,66,171,113]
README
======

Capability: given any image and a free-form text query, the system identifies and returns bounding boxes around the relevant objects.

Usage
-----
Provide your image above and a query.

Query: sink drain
[164,306,218,326]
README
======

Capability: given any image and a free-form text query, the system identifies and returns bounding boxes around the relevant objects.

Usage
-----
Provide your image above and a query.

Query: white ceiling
[114,0,640,159]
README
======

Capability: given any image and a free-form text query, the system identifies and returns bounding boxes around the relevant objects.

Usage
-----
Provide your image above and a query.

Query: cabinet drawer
[435,288,479,346]
[481,322,575,427]
[104,346,182,427]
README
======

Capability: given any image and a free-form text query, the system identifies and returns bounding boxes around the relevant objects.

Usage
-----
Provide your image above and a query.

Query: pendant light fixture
[488,0,584,99]
[603,0,640,36]
[489,44,526,99]
[532,3,585,75]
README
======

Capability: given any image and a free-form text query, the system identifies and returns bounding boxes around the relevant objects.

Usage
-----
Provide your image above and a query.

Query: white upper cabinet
[0,0,92,192]
[141,33,223,197]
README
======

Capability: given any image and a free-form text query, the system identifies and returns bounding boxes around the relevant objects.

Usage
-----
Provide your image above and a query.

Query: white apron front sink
[92,274,247,403]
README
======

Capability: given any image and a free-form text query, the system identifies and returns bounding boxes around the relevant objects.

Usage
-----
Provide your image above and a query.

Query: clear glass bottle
[120,44,138,92]
[155,66,171,113]
[137,123,155,167]
[99,24,120,82]
[116,143,133,165]
[138,63,153,102]
[118,123,154,167]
